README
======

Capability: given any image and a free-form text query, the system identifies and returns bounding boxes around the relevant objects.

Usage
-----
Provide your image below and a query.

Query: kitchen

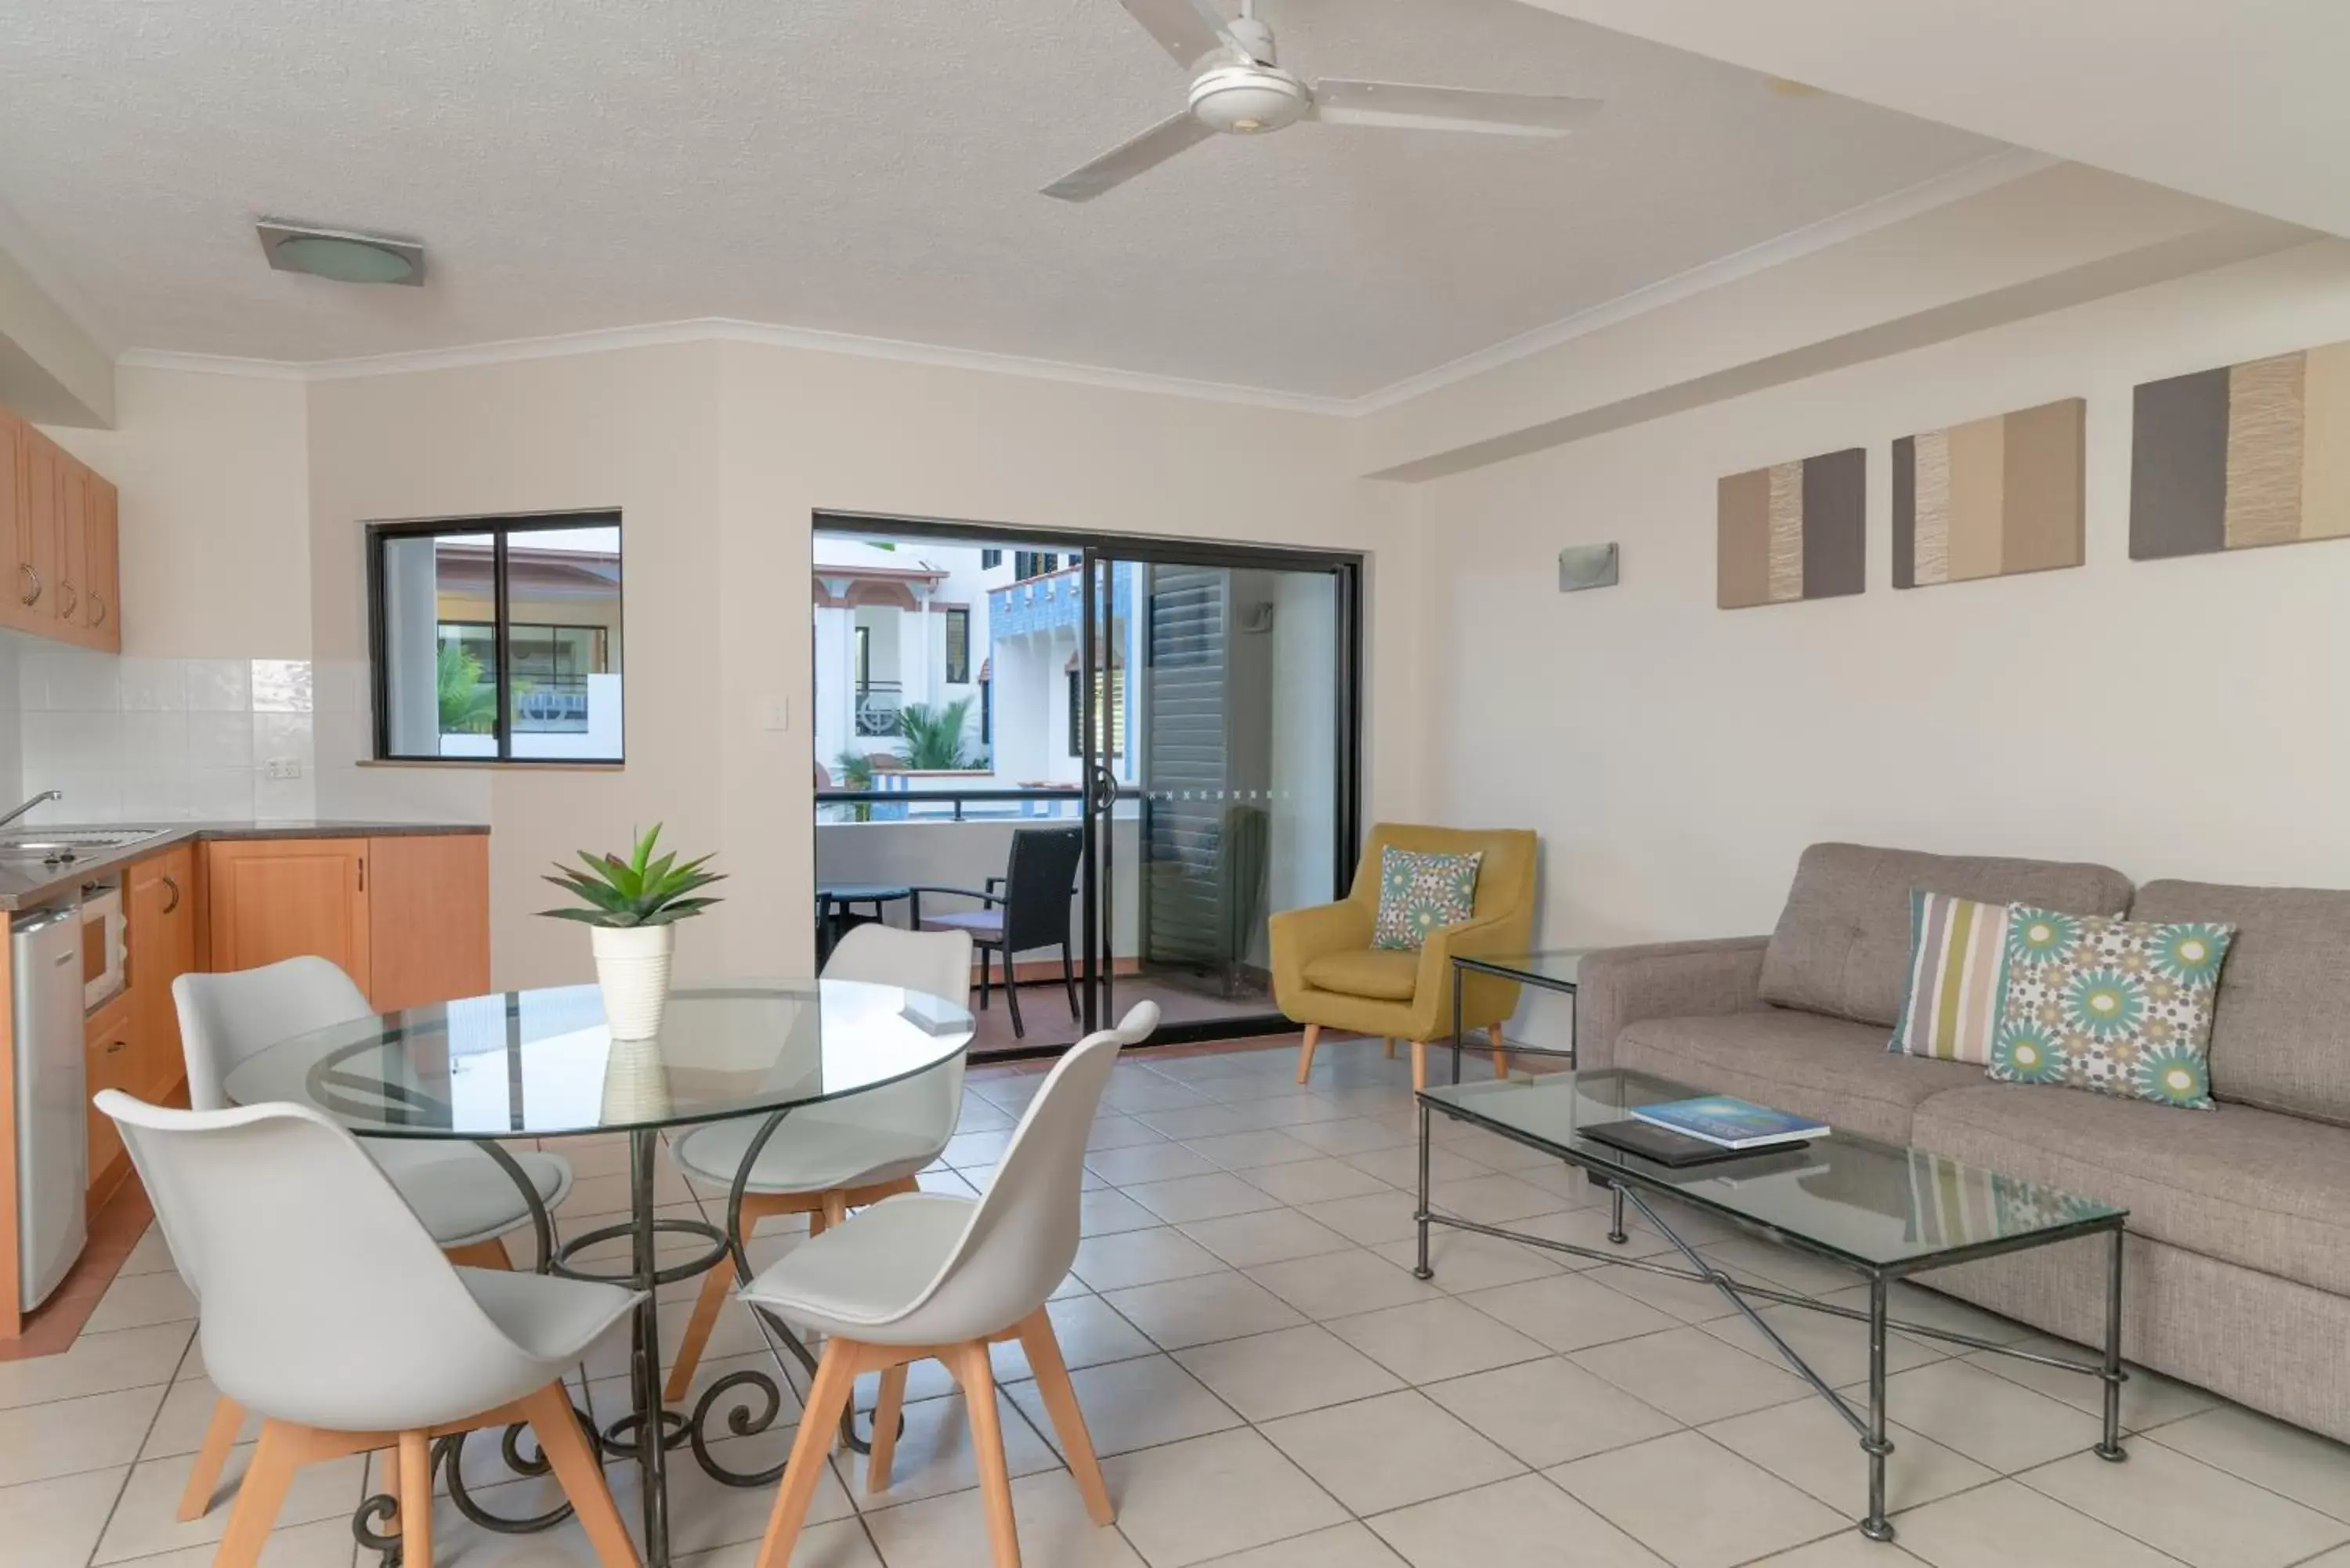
[0,405,492,1351]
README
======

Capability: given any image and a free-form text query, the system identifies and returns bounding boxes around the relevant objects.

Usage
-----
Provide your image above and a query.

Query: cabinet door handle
[357,858,366,894]
[17,563,37,606]
[161,875,180,914]
[59,581,76,617]
[89,591,106,627]
[106,1039,125,1053]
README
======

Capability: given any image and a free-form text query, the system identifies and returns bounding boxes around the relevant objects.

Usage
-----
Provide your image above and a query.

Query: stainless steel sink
[0,828,172,864]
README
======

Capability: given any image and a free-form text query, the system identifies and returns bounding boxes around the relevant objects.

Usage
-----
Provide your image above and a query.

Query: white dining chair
[96,1091,643,1568]
[743,999,1159,1568]
[169,958,576,1520]
[663,923,974,1400]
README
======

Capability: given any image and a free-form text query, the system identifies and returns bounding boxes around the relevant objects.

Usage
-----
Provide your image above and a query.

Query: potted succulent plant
[540,825,723,1039]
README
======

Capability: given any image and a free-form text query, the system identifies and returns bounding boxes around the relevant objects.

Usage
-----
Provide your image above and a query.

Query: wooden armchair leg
[754,1341,859,1568]
[1489,1022,1509,1078]
[1411,1041,1428,1094]
[520,1382,638,1566]
[1383,1036,1396,1060]
[397,1430,433,1568]
[212,1422,306,1568]
[175,1394,244,1519]
[867,1364,908,1493]
[950,1342,1023,1568]
[665,1253,736,1404]
[1014,1310,1114,1525]
[1295,1023,1321,1085]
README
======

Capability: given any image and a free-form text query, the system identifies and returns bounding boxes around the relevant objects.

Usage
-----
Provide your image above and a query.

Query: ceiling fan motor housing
[1188,62,1309,134]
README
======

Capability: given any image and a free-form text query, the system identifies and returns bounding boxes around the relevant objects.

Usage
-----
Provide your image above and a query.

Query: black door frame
[812,509,1364,1056]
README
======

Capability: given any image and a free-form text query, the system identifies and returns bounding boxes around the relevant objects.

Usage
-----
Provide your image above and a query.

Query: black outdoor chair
[912,825,1083,1039]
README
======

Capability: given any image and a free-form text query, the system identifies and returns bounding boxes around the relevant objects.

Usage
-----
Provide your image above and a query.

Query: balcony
[853,679,905,737]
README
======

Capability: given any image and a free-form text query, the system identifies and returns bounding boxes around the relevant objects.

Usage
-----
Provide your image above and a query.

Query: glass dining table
[223,978,975,1567]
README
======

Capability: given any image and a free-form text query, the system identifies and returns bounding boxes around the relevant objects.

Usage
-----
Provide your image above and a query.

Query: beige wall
[1414,238,2350,995]
[45,367,312,659]
[298,340,1414,988]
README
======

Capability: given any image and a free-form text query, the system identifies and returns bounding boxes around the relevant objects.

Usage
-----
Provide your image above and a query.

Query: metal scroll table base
[349,1109,870,1568]
[1412,1101,2128,1544]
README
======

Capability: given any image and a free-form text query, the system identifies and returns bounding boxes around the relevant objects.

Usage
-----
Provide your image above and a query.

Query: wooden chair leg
[1295,1023,1321,1085]
[397,1429,433,1568]
[1489,1022,1509,1078]
[175,1393,244,1520]
[950,1341,1023,1568]
[1383,1036,1396,1060]
[664,1252,736,1404]
[866,1364,908,1493]
[754,1339,860,1568]
[213,1421,306,1568]
[443,1238,511,1270]
[1411,1041,1427,1094]
[520,1382,639,1567]
[1014,1310,1114,1525]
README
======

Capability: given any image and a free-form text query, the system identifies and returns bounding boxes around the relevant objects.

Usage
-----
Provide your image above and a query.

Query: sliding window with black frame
[367,511,626,764]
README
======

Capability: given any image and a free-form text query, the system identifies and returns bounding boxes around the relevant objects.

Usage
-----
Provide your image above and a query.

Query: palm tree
[832,750,877,822]
[436,643,496,734]
[895,698,983,771]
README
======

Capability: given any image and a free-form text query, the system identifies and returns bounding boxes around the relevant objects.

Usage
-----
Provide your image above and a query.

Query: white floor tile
[991,1293,1159,1381]
[1280,1118,1419,1158]
[1325,1298,1549,1386]
[0,1465,128,1568]
[0,1382,167,1487]
[1086,1142,1222,1187]
[2021,1440,2349,1568]
[1178,1209,1355,1270]
[1100,1428,1350,1568]
[1369,1230,1565,1292]
[1569,1324,1807,1426]
[96,1436,368,1563]
[1260,1389,1521,1516]
[1857,1359,2102,1472]
[848,1389,1061,1514]
[1698,1303,1947,1389]
[1079,1187,1162,1237]
[1963,1339,2215,1432]
[1459,1274,1680,1355]
[1007,1353,1241,1458]
[2146,1403,2350,1522]
[1549,1430,1848,1568]
[1125,1172,1289,1226]
[1180,1129,1325,1171]
[1702,1397,1994,1519]
[1366,1472,1666,1568]
[1291,1193,1423,1247]
[1421,1357,1679,1469]
[864,1468,1143,1567]
[1245,1248,1442,1321]
[1191,1520,1407,1566]
[1101,1271,1307,1351]
[1175,1325,1405,1423]
[0,1322,191,1411]
[1072,1227,1228,1292]
[1427,1174,1571,1226]
[1237,1158,1395,1206]
[1892,1478,2182,1567]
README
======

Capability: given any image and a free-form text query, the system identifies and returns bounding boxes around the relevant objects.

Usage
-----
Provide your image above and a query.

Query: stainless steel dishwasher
[13,900,87,1311]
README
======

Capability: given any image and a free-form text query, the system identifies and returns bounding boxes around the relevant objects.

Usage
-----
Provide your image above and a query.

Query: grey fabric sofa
[1575,841,2350,1445]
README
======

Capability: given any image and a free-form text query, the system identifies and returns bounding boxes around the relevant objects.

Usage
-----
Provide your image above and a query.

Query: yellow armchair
[1269,823,1538,1090]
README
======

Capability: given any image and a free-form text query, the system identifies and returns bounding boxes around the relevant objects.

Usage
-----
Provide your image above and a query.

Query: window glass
[944,608,971,685]
[374,517,624,762]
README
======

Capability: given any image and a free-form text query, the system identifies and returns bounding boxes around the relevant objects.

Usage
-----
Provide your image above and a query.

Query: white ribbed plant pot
[592,923,675,1042]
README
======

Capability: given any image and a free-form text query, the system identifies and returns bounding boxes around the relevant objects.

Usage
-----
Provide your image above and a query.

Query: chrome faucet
[0,790,61,832]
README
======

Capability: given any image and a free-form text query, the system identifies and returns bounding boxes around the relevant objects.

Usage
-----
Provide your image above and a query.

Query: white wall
[1416,239,2350,999]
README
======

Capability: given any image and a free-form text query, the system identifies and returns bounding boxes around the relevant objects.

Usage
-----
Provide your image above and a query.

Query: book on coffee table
[1627,1095,1828,1150]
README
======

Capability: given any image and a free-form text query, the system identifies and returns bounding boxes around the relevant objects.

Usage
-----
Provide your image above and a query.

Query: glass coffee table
[1415,1068,2130,1544]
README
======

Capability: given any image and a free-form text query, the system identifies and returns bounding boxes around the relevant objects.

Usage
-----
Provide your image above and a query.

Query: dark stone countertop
[0,820,488,910]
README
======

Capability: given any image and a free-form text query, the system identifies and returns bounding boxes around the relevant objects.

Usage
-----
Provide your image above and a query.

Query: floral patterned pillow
[1372,847,1483,951]
[1988,906,2235,1109]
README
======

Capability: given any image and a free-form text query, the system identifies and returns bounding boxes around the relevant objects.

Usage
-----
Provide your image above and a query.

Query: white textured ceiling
[0,0,2003,399]
[1513,0,2350,240]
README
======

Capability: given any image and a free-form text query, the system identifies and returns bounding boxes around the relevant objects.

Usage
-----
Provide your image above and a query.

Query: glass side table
[1451,949,1595,1084]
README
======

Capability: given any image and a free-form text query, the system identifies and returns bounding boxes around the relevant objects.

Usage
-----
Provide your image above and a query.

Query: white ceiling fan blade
[1310,79,1602,137]
[1043,112,1219,202]
[1113,0,1260,68]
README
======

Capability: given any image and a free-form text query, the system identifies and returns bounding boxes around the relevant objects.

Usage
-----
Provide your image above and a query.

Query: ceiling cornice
[113,149,2055,421]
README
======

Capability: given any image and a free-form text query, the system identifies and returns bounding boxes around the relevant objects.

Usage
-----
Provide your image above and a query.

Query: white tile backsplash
[185,659,251,713]
[251,659,313,714]
[185,710,251,771]
[116,657,188,712]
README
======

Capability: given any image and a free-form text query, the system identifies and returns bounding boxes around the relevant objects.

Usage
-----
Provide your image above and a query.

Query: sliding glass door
[810,514,1358,1055]
[1078,542,1360,1044]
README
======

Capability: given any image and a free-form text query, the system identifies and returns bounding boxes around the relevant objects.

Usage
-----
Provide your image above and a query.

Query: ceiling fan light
[1188,63,1309,135]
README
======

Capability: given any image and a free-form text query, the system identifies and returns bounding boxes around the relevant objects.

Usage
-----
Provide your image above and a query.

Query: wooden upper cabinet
[83,474,119,652]
[56,460,89,642]
[204,838,372,998]
[9,418,62,635]
[366,833,491,1013]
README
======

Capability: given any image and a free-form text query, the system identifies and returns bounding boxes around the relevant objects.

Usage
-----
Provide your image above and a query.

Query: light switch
[760,698,790,732]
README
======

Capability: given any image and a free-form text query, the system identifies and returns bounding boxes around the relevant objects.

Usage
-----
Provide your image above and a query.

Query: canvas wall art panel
[2131,341,2350,558]
[1893,397,2084,588]
[1716,447,1864,609]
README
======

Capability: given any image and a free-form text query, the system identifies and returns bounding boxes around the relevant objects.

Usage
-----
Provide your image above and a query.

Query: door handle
[161,876,180,914]
[59,580,76,617]
[17,563,37,605]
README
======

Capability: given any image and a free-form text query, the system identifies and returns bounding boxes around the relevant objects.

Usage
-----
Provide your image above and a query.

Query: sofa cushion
[1302,949,1419,1002]
[1912,1083,2350,1296]
[1760,843,2132,1028]
[1614,1009,1986,1144]
[2130,880,2350,1128]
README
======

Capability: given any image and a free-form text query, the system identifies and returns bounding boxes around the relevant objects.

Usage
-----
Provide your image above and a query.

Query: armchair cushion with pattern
[1270,823,1538,1090]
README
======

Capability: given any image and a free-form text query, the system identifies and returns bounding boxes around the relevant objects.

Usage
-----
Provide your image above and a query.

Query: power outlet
[263,758,303,780]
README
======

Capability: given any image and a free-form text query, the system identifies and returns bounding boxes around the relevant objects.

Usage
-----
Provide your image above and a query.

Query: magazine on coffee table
[1626,1095,1828,1150]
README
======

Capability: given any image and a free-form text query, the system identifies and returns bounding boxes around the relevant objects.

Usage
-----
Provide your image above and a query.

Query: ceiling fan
[1044,0,1603,201]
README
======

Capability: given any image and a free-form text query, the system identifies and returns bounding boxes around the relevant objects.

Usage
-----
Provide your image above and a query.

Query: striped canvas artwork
[1716,447,1865,608]
[1893,398,2084,588]
[1889,890,2011,1065]
[2131,341,2350,558]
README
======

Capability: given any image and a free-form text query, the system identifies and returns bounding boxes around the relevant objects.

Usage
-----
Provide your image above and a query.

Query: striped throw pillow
[1889,890,2012,1064]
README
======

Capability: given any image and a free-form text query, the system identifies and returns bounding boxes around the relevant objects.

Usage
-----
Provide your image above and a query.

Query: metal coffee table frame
[1449,950,1589,1081]
[1412,1086,2130,1544]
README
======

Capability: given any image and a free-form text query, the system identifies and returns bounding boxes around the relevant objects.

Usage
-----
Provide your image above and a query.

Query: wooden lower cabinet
[203,837,373,997]
[85,994,136,1203]
[201,832,491,1014]
[128,846,197,1102]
